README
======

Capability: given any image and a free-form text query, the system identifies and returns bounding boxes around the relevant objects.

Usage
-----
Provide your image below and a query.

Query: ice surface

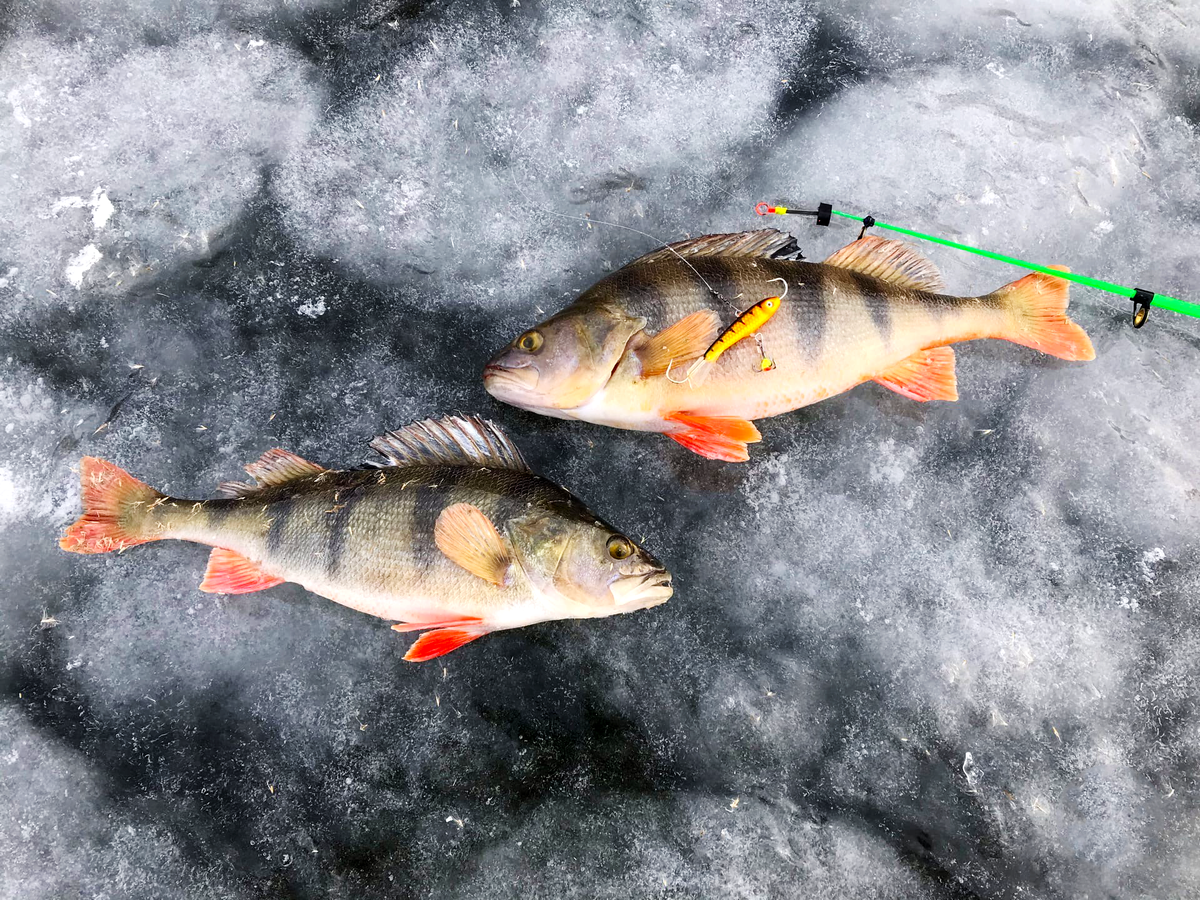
[275,1,814,305]
[2,1,1199,897]
[0,30,321,309]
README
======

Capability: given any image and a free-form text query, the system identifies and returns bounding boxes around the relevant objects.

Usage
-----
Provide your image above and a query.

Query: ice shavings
[296,298,326,318]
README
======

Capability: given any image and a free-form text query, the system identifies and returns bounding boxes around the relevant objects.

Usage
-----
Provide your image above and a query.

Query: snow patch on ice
[296,298,326,318]
[6,89,31,128]
[50,195,86,214]
[90,188,114,229]
[64,244,102,287]
[275,1,813,304]
[0,32,322,306]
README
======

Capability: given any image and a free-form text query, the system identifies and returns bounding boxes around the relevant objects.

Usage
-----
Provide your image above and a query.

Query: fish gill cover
[1,0,1199,897]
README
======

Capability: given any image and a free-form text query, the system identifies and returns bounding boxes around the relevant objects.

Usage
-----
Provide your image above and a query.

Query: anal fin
[665,412,762,463]
[402,626,490,662]
[872,347,958,402]
[199,547,286,594]
[391,616,485,633]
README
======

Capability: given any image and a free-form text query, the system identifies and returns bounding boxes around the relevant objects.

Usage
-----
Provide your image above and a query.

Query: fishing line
[756,201,1200,329]
[505,120,728,304]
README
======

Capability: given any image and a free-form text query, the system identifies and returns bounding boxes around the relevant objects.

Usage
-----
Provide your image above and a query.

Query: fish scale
[577,259,986,422]
[161,469,570,618]
[60,416,673,661]
[485,229,1095,461]
[612,258,996,381]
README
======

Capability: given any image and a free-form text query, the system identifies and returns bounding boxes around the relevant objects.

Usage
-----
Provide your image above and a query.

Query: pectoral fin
[872,347,958,402]
[434,503,512,586]
[635,310,721,378]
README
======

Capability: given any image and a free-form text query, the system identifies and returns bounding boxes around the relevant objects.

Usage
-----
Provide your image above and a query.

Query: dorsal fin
[246,449,326,485]
[368,415,531,472]
[625,229,803,268]
[823,235,945,292]
[215,449,327,497]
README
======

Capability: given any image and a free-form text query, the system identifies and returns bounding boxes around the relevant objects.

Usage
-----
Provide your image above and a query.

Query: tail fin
[989,268,1095,361]
[60,457,166,554]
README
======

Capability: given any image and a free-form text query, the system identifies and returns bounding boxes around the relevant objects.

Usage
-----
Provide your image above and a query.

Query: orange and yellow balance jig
[676,277,787,384]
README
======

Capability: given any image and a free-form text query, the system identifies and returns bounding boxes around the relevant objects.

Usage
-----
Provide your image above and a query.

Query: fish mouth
[483,362,540,403]
[609,569,673,610]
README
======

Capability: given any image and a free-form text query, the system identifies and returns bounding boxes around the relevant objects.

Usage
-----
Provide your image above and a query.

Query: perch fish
[484,230,1095,461]
[59,416,672,661]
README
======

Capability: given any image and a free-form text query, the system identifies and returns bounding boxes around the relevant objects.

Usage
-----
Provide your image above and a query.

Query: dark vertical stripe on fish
[698,258,737,303]
[266,494,293,555]
[201,498,235,531]
[846,270,893,344]
[325,484,363,577]
[800,269,829,362]
[410,467,470,574]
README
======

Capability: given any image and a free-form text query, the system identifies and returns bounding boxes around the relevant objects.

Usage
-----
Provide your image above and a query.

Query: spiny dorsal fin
[635,309,721,377]
[626,229,802,268]
[216,449,327,497]
[823,235,945,292]
[369,415,531,472]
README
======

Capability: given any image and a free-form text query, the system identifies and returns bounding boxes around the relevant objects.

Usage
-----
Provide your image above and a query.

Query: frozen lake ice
[1,1,1198,896]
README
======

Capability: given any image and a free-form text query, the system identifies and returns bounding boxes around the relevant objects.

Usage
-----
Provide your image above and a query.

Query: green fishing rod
[755,201,1199,329]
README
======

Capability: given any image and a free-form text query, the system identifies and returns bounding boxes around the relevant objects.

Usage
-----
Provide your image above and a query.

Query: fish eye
[764,299,776,309]
[606,535,633,560]
[516,330,544,353]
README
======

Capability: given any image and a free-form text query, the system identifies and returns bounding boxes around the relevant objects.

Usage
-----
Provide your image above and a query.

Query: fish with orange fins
[59,416,672,661]
[484,230,1095,462]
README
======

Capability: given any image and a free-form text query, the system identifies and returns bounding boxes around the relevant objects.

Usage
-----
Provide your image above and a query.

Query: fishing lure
[670,277,787,385]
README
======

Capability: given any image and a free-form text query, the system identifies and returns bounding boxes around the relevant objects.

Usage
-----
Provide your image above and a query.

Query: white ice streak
[6,89,32,128]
